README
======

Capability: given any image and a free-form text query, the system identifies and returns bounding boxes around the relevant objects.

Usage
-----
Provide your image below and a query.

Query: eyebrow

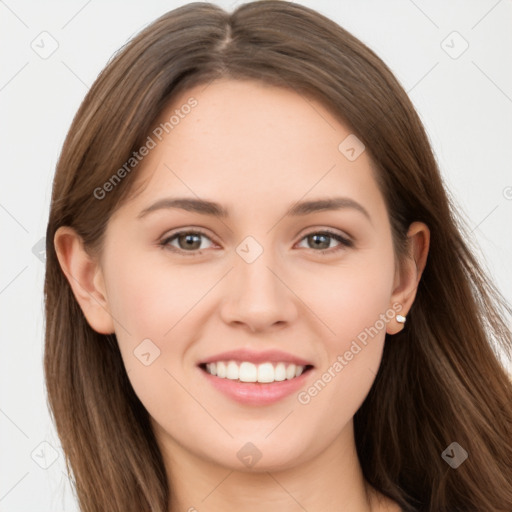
[137,196,371,222]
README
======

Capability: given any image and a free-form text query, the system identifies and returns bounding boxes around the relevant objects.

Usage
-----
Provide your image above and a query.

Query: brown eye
[159,228,353,257]
[297,230,353,254]
[160,230,214,256]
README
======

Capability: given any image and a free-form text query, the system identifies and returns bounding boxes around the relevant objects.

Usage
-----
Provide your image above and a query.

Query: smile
[198,361,314,406]
[202,360,312,383]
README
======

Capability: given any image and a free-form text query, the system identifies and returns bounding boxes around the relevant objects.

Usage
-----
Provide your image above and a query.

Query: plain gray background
[1,0,511,510]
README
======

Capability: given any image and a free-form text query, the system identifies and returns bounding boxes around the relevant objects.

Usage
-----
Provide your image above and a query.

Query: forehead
[120,78,384,219]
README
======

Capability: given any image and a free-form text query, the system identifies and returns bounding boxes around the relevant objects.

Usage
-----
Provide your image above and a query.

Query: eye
[296,230,353,255]
[159,228,353,257]
[159,229,215,256]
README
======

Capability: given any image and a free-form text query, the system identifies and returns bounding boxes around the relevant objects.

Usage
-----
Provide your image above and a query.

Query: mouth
[198,359,315,406]
[198,361,315,384]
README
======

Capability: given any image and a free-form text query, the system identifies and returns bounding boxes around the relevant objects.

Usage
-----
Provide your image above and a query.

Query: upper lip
[197,348,314,367]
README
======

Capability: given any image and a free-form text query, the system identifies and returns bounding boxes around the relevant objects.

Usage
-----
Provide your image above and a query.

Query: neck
[154,420,379,512]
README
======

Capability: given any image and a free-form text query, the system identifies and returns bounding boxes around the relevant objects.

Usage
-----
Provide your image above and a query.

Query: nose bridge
[235,233,283,300]
[220,233,297,330]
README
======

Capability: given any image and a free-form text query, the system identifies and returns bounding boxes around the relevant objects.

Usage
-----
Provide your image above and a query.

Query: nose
[219,248,298,333]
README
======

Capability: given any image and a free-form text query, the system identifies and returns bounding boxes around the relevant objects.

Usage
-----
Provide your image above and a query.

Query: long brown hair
[44,2,512,511]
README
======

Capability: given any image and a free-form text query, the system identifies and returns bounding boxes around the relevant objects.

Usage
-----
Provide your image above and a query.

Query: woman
[44,1,512,511]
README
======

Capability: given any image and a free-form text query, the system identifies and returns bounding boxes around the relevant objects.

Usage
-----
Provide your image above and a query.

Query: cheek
[103,253,195,429]
[299,246,395,418]
[312,246,396,346]
[103,246,213,394]
[104,246,202,338]
[101,248,181,373]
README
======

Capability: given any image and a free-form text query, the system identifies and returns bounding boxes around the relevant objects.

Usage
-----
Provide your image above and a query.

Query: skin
[55,78,429,512]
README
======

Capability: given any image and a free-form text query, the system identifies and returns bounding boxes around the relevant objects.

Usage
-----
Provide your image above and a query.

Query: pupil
[311,234,329,249]
[181,233,200,249]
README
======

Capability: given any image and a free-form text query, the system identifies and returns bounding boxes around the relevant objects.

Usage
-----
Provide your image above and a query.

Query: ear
[54,226,115,334]
[387,221,430,335]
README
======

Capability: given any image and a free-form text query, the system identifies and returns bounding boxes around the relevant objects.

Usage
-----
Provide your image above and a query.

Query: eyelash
[158,228,353,257]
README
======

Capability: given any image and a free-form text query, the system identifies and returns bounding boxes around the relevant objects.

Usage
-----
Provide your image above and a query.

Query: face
[88,79,406,471]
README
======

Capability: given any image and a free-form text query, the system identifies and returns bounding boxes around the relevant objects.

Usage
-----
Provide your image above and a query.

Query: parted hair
[44,2,512,511]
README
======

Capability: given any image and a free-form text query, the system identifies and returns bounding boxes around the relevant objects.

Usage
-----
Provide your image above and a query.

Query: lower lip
[199,366,313,406]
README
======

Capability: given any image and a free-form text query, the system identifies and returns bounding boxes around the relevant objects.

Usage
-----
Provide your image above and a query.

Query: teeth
[204,360,307,383]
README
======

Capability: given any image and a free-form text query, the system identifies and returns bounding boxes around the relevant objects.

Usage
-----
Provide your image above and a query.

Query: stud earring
[396,314,406,324]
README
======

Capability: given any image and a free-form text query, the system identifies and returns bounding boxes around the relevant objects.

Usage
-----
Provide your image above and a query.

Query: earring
[396,314,406,324]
